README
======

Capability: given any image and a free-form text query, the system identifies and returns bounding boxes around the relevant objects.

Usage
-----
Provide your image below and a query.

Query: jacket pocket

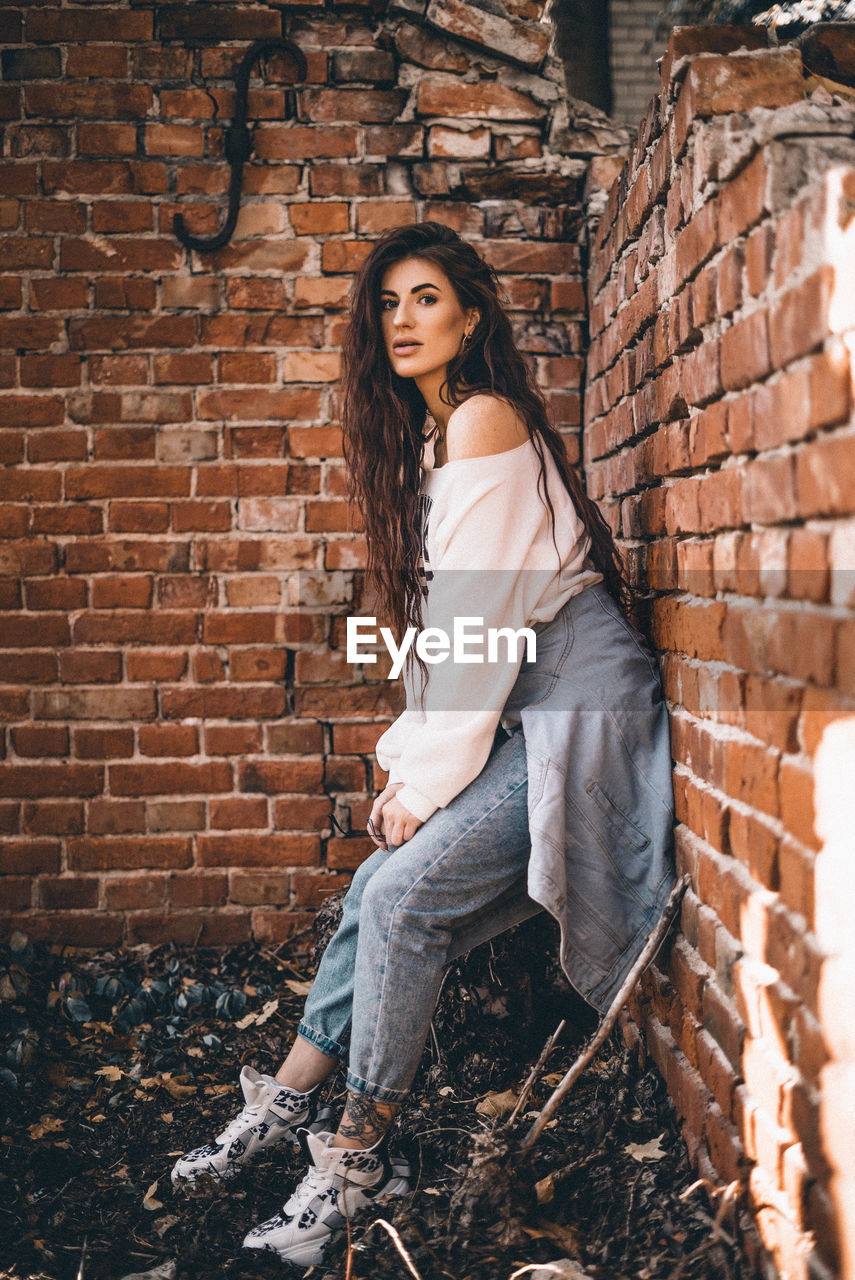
[525,748,549,810]
[585,779,650,855]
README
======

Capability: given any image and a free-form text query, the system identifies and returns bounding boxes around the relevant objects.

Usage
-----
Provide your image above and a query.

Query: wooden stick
[506,1019,566,1127]
[75,1236,87,1280]
[363,1219,425,1280]
[519,875,689,1152]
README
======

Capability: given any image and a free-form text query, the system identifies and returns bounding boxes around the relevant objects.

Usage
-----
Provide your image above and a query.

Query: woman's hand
[379,795,424,848]
[367,782,424,849]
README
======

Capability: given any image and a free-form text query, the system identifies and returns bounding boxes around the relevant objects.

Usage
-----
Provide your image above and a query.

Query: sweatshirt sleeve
[374,708,420,785]
[383,467,558,823]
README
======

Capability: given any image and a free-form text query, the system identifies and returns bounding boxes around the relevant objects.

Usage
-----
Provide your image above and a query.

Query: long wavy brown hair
[340,221,633,702]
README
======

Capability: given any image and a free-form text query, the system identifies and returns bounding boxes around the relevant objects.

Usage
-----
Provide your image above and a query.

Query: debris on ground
[0,915,759,1279]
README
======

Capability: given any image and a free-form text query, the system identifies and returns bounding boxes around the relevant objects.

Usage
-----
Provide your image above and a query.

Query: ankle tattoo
[338,1092,397,1148]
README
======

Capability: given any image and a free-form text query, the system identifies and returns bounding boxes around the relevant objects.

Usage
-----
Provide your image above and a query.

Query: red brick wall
[586,27,855,1280]
[0,2,620,947]
[10,10,855,1272]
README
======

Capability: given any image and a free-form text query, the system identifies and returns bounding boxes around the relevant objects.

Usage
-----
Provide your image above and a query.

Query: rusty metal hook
[173,36,308,254]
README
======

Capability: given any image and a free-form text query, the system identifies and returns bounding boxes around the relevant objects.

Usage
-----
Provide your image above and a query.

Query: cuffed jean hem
[344,1069,410,1106]
[296,1019,347,1062]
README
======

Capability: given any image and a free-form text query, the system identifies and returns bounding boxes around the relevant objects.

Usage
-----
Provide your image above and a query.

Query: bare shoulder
[445,393,530,462]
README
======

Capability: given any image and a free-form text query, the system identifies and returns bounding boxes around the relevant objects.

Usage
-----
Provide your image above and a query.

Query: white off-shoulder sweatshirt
[374,435,603,823]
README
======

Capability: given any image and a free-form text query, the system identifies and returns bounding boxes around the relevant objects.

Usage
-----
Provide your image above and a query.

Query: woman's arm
[381,403,562,827]
[374,707,420,786]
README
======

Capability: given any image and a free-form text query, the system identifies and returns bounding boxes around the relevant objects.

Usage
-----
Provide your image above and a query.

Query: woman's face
[379,256,478,381]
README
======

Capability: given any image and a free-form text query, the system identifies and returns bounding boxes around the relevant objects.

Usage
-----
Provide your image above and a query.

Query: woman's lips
[393,342,421,354]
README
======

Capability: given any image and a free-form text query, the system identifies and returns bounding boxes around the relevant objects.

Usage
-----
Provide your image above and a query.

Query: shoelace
[215,1097,271,1145]
[285,1163,334,1214]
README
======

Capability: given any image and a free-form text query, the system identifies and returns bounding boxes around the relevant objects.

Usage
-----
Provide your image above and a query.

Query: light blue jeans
[297,724,539,1104]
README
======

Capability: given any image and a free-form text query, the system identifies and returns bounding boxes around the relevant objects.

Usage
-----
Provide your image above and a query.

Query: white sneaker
[242,1128,411,1268]
[170,1066,334,1187]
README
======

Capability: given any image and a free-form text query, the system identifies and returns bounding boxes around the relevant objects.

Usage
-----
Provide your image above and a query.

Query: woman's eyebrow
[379,282,441,297]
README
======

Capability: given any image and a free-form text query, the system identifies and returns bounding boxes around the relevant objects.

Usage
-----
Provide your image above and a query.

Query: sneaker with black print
[241,1128,411,1268]
[170,1065,334,1188]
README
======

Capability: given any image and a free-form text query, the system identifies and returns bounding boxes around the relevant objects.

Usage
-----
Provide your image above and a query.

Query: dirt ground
[0,911,761,1279]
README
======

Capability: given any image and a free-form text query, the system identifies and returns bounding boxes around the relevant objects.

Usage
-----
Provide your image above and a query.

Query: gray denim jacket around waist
[500,582,676,1014]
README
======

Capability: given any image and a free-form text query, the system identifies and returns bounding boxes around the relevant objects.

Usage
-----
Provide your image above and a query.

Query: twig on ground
[519,875,689,1152]
[508,1264,589,1279]
[427,964,457,1068]
[678,1177,741,1245]
[665,1232,733,1280]
[711,1180,740,1237]
[620,1168,644,1262]
[75,1235,87,1280]
[412,1126,471,1139]
[361,1218,425,1280]
[429,1017,442,1065]
[506,1019,566,1127]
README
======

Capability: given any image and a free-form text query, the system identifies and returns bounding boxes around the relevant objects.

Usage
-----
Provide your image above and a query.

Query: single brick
[2,47,62,80]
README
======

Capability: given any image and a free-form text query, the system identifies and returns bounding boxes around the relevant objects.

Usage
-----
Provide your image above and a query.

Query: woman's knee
[357,856,451,943]
[357,864,399,932]
[343,844,391,909]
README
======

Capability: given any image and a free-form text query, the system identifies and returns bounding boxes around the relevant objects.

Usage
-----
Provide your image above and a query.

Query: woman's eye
[381,295,436,310]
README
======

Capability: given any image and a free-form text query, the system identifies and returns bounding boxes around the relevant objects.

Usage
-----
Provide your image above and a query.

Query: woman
[171,222,675,1268]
